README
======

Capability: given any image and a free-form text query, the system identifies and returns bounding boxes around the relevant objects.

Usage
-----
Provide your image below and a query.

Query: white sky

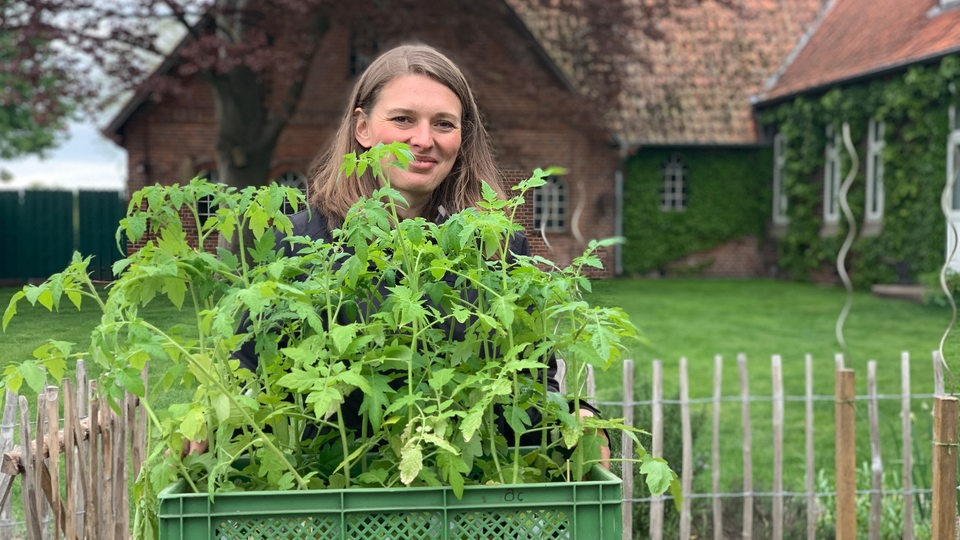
[0,119,127,192]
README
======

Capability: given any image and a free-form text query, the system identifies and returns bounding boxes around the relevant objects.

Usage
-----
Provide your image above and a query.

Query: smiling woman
[353,74,463,219]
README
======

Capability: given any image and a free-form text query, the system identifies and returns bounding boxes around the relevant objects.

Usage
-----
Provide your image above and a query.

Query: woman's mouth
[409,155,437,171]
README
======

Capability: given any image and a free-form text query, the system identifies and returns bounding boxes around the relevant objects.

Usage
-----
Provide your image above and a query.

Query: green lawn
[2,278,956,495]
[585,278,957,495]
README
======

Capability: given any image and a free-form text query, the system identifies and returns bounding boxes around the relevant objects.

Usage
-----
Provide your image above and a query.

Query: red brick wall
[115,2,619,276]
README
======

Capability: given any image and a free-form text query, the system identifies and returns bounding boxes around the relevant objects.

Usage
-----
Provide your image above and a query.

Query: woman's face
[355,74,463,217]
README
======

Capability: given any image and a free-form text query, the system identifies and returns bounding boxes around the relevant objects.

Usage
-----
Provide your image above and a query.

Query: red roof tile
[508,0,827,145]
[759,0,960,103]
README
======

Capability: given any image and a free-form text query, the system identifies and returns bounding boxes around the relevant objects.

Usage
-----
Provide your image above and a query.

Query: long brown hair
[308,44,505,223]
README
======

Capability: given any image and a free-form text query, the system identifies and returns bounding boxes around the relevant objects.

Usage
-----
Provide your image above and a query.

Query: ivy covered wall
[760,55,960,288]
[621,147,772,275]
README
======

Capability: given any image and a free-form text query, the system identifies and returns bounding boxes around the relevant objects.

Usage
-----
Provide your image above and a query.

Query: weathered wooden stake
[650,360,664,540]
[738,353,753,540]
[711,355,723,540]
[835,368,856,540]
[621,359,634,540]
[932,396,958,540]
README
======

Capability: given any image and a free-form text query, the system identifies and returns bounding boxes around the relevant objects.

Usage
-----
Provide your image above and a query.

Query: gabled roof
[757,0,960,105]
[508,0,827,145]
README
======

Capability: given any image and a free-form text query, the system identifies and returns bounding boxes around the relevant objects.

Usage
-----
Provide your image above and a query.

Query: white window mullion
[865,119,885,225]
[773,133,789,226]
[823,125,841,225]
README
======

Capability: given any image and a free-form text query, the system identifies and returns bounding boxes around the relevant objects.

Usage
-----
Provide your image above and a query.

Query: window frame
[659,154,688,212]
[864,118,885,226]
[822,125,841,226]
[533,175,568,233]
[772,133,789,226]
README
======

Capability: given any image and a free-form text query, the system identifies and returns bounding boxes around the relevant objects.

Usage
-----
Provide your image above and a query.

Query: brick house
[105,0,844,279]
[753,0,960,285]
[105,1,620,273]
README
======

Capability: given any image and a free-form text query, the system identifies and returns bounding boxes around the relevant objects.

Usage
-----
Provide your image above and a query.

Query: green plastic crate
[157,467,622,539]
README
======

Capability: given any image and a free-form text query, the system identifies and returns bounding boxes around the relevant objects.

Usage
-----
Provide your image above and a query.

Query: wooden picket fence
[604,351,960,540]
[0,353,956,539]
[0,361,145,540]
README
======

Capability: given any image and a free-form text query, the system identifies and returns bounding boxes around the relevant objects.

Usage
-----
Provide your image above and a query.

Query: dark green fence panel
[0,192,22,280]
[0,189,126,283]
[78,191,126,281]
[21,191,75,280]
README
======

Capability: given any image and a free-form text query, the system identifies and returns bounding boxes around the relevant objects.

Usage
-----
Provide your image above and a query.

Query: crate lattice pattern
[215,509,572,539]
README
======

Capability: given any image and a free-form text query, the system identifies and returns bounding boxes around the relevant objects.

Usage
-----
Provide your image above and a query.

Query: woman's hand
[182,439,209,457]
[578,408,611,470]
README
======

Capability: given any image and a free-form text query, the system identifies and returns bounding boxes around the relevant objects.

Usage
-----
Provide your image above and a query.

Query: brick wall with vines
[760,55,960,288]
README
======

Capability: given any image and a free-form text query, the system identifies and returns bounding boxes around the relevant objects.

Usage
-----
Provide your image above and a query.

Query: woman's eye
[391,116,412,125]
[435,120,457,130]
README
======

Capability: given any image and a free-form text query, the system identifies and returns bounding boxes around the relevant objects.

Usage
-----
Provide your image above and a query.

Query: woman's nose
[408,122,432,149]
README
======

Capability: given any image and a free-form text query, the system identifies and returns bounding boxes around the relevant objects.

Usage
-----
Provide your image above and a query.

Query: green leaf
[330,323,358,355]
[2,291,24,331]
[640,456,677,496]
[503,405,531,436]
[19,361,46,393]
[179,406,206,441]
[211,392,231,423]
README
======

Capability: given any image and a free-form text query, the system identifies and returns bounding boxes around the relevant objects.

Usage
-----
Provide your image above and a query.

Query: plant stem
[138,320,307,488]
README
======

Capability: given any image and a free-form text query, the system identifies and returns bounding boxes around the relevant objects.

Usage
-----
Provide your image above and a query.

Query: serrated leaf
[640,456,676,496]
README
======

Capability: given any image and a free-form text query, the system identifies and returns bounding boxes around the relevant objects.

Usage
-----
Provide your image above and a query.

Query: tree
[0,4,78,171]
[3,0,331,189]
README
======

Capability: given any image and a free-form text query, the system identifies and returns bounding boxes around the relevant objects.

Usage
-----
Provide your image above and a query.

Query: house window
[273,171,308,215]
[864,119,885,226]
[349,30,378,76]
[823,125,841,226]
[660,154,687,211]
[196,169,220,223]
[772,133,789,226]
[533,176,567,232]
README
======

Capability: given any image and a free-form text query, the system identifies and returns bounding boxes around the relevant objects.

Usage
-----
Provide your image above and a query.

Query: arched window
[660,154,687,211]
[533,176,567,232]
[195,169,220,223]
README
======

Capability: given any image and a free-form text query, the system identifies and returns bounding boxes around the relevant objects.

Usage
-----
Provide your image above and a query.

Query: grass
[2,278,957,497]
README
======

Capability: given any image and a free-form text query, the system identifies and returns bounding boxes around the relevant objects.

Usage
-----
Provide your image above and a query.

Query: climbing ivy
[621,148,771,275]
[761,55,960,287]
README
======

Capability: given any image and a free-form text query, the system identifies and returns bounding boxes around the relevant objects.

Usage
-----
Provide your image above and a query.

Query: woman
[232,43,608,464]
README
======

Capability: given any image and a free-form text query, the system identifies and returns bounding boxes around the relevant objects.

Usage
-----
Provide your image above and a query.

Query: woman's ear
[354,108,373,148]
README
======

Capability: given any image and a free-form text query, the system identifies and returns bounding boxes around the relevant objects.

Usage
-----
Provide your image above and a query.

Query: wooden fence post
[867,361,882,540]
[738,353,753,540]
[804,354,815,540]
[650,360,664,540]
[772,355,784,540]
[900,352,913,540]
[932,396,958,540]
[679,357,692,540]
[621,359,634,540]
[711,355,723,540]
[835,367,856,540]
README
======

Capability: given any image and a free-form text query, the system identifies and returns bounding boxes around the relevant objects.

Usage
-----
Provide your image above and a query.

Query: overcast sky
[0,119,128,192]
